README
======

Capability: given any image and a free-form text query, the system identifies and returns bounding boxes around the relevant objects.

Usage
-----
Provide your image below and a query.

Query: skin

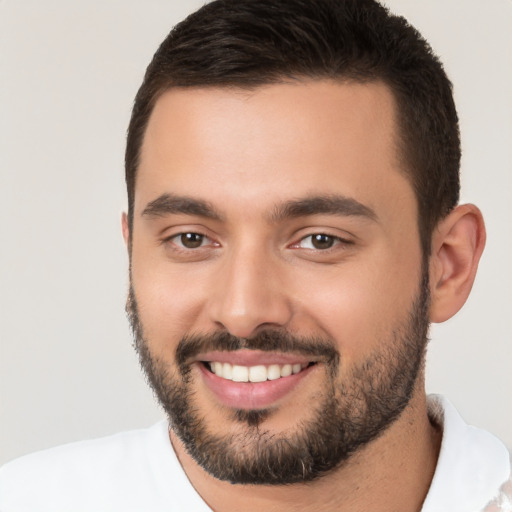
[123,80,485,511]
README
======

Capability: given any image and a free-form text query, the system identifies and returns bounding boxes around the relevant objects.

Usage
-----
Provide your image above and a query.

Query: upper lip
[194,349,317,367]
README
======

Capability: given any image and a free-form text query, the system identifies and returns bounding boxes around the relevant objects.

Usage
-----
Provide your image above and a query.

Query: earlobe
[121,212,130,249]
[429,204,486,323]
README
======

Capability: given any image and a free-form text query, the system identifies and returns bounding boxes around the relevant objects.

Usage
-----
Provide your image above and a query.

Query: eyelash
[164,232,217,250]
[292,233,353,251]
[163,231,352,252]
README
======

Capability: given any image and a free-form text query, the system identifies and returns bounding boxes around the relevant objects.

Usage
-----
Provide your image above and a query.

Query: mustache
[176,329,339,368]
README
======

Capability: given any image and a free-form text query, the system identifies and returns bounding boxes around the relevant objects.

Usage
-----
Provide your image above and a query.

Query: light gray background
[1,0,511,465]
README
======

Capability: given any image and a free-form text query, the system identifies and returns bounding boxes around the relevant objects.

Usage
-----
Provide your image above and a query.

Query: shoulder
[1,420,169,481]
[482,462,512,512]
[423,395,512,512]
[0,421,208,512]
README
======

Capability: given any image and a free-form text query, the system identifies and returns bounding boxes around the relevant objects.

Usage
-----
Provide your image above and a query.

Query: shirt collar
[421,394,510,512]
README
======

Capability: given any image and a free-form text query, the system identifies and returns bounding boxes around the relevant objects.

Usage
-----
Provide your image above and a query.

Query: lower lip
[198,363,315,410]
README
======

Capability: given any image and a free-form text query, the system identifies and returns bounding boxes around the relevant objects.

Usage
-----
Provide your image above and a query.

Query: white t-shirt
[0,395,510,512]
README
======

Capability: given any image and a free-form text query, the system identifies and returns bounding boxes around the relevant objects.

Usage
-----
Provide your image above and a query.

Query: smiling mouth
[202,361,316,382]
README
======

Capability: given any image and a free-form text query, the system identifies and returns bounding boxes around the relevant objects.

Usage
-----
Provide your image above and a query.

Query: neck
[170,387,441,512]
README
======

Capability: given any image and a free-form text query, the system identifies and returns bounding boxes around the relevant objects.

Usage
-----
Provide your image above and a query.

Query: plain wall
[0,0,511,465]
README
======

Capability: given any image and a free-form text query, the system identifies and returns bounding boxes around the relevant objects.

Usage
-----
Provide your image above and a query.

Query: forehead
[136,80,414,222]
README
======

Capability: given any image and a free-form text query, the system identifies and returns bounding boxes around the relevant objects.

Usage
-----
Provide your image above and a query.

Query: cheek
[131,252,209,351]
[293,252,421,358]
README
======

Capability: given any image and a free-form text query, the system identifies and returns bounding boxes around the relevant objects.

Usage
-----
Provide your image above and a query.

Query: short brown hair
[125,0,460,256]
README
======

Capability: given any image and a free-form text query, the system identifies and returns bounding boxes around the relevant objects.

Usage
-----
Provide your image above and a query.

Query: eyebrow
[141,193,223,221]
[141,193,377,224]
[269,195,378,223]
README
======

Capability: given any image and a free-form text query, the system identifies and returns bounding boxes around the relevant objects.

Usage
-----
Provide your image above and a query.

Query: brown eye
[180,233,204,248]
[311,234,335,249]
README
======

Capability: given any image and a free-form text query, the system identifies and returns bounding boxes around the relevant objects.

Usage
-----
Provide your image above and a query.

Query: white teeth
[249,365,267,383]
[280,364,292,377]
[292,363,302,374]
[232,365,249,382]
[207,361,310,382]
[267,364,281,380]
[222,362,233,380]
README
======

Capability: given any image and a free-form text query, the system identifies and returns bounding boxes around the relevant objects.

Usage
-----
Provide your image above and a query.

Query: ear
[429,204,486,323]
[121,212,130,249]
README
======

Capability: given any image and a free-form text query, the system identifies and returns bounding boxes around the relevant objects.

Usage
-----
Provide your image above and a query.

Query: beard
[127,267,430,485]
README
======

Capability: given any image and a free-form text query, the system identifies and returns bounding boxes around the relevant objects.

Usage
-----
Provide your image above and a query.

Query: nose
[207,244,293,338]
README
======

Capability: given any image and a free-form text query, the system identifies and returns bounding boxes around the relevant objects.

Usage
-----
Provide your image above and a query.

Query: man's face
[127,80,429,483]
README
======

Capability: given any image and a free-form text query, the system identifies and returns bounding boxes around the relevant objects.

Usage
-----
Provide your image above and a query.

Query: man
[1,0,510,510]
